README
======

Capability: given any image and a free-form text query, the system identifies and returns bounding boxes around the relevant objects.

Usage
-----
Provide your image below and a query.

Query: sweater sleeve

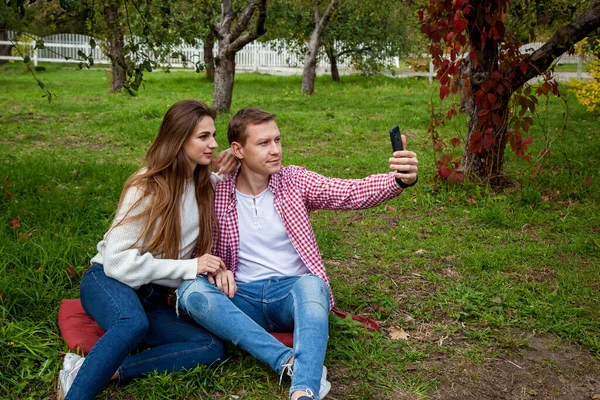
[92,186,198,289]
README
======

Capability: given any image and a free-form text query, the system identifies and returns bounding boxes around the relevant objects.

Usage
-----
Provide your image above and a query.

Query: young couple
[58,100,418,400]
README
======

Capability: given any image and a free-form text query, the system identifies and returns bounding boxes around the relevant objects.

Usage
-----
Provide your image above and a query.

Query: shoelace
[279,361,293,386]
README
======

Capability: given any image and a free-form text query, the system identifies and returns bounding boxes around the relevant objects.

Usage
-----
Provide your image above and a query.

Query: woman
[58,100,237,400]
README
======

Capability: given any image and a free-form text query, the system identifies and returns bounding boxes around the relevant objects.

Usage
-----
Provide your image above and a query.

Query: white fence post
[33,44,38,67]
[429,58,434,84]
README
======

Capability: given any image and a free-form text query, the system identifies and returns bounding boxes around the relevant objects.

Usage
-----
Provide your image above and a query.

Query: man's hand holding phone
[389,126,418,188]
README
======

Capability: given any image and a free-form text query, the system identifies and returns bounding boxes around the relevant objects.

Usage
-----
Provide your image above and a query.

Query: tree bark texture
[301,0,338,94]
[212,54,235,113]
[203,34,215,82]
[324,39,339,82]
[212,0,267,112]
[0,27,12,66]
[103,3,126,93]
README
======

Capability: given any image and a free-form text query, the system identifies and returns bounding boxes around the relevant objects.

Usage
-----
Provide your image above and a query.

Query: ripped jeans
[177,274,330,399]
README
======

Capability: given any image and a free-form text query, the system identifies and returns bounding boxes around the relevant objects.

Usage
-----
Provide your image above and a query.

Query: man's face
[234,120,282,177]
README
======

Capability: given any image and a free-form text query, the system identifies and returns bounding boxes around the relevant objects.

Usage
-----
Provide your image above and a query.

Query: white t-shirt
[235,188,309,283]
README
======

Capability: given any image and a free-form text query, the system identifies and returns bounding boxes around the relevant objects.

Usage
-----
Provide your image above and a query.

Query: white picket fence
[0,31,360,71]
[0,31,589,79]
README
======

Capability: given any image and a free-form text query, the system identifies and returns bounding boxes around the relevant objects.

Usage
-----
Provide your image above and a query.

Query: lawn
[1,62,599,400]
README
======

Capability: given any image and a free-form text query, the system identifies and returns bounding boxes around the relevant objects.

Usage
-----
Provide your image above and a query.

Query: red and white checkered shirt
[212,165,403,308]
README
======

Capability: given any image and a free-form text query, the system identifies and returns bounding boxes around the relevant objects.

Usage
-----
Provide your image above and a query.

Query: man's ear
[231,141,244,159]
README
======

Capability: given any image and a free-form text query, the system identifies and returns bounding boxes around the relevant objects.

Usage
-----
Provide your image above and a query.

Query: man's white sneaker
[320,366,331,399]
[57,353,85,400]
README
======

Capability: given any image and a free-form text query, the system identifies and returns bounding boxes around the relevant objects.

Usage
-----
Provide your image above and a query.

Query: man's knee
[179,278,221,319]
[294,275,329,310]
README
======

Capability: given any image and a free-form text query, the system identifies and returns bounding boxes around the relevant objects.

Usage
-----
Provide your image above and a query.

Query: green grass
[1,62,599,399]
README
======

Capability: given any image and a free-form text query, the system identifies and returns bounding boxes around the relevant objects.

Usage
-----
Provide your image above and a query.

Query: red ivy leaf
[482,133,495,150]
[438,165,452,179]
[449,169,465,184]
[478,108,490,117]
[440,84,450,100]
[520,61,528,75]
[450,137,461,148]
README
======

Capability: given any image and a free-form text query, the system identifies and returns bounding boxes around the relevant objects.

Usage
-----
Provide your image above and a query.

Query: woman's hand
[196,253,226,275]
[207,270,237,298]
[212,148,239,177]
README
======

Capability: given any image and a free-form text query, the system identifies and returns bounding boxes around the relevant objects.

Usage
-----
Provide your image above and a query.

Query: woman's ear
[231,141,244,159]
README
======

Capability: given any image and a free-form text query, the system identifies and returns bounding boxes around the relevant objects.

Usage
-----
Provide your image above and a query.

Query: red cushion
[58,299,293,354]
[270,332,294,347]
[58,299,106,354]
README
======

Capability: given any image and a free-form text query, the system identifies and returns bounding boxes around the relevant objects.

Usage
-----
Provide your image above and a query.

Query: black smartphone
[389,125,404,152]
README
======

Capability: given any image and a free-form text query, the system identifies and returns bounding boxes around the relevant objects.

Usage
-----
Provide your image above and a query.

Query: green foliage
[1,64,599,398]
[266,0,414,75]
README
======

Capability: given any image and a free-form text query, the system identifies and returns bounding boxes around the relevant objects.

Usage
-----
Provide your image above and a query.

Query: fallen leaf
[19,231,33,241]
[11,219,20,228]
[404,362,418,371]
[591,394,600,400]
[492,297,503,304]
[415,249,427,255]
[67,265,75,277]
[386,205,395,211]
[389,326,410,340]
[0,290,5,302]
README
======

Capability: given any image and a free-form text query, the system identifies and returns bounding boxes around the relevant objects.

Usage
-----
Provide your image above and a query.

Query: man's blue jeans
[177,274,330,399]
[66,264,226,400]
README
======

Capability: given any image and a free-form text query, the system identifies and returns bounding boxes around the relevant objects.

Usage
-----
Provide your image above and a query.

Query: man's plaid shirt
[212,165,403,308]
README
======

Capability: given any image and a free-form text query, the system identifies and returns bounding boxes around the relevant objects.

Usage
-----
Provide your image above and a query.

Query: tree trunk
[0,27,12,66]
[203,34,215,82]
[301,0,337,94]
[212,0,267,112]
[213,53,236,113]
[302,34,320,94]
[103,3,126,93]
[324,40,339,82]
[460,0,509,186]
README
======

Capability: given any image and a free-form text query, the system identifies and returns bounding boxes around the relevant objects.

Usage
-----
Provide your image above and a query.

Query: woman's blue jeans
[66,264,226,400]
[177,274,329,399]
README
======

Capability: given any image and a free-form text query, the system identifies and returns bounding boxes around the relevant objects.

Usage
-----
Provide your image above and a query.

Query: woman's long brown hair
[113,100,217,259]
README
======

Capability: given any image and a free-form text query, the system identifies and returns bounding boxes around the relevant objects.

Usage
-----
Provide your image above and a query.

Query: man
[177,108,418,400]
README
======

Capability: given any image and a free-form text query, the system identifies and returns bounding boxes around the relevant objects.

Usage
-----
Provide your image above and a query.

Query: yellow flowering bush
[572,39,600,114]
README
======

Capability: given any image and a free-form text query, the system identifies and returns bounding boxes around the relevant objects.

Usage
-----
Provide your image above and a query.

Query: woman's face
[183,117,218,168]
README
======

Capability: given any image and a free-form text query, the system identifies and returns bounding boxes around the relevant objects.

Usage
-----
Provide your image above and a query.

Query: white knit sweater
[90,180,200,289]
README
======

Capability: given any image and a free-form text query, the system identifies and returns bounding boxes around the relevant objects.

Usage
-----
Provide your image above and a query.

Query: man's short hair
[228,107,276,145]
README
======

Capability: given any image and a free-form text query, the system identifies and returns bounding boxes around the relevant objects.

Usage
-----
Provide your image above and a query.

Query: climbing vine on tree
[419,0,600,187]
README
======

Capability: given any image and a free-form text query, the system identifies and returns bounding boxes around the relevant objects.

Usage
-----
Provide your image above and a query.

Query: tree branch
[231,0,257,41]
[228,0,267,54]
[220,0,233,37]
[512,0,600,90]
